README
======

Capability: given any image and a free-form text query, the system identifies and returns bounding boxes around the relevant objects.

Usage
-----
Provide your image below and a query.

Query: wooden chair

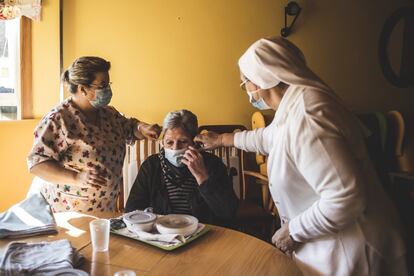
[248,111,272,206]
[199,123,278,241]
[386,111,404,166]
[119,139,161,211]
[119,125,246,211]
[198,125,247,199]
[251,111,274,177]
[239,112,279,241]
[237,149,278,242]
[356,112,391,192]
[386,111,414,173]
[386,111,414,275]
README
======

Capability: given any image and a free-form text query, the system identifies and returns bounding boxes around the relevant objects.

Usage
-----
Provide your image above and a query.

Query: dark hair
[61,56,111,93]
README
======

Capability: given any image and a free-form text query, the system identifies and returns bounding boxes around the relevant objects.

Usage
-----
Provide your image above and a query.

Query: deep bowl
[123,210,157,232]
[155,214,198,236]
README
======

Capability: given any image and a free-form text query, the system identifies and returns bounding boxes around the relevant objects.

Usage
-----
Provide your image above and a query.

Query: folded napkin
[0,193,57,239]
[0,239,84,276]
[121,224,205,246]
[130,230,186,244]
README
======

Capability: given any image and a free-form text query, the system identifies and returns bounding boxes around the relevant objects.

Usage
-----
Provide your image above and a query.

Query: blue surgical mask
[89,86,112,108]
[252,98,271,110]
[247,89,271,110]
[164,148,187,167]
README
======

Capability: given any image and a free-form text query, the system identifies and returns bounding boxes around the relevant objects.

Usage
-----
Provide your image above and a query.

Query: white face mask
[164,148,187,167]
[247,89,271,110]
[241,78,273,110]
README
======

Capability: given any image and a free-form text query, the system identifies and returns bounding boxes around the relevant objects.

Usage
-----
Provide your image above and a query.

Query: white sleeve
[234,125,273,155]
[288,109,367,243]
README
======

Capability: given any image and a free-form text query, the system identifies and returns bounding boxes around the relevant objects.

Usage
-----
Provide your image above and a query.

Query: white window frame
[0,18,21,120]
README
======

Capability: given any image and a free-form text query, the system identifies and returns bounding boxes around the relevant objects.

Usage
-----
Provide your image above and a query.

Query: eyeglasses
[89,82,112,90]
[240,79,248,91]
[240,79,260,92]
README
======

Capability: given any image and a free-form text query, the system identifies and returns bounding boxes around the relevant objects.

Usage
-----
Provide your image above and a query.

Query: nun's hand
[271,223,300,257]
[181,146,209,185]
[194,131,222,150]
[138,122,162,140]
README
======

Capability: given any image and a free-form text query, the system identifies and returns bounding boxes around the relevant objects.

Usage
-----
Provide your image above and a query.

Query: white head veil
[238,36,332,93]
[238,36,371,135]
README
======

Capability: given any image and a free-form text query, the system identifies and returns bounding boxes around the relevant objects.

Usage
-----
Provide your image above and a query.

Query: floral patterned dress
[27,98,138,212]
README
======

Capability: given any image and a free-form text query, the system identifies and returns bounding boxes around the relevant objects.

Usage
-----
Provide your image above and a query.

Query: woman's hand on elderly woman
[194,131,223,150]
[181,146,209,185]
[137,122,162,140]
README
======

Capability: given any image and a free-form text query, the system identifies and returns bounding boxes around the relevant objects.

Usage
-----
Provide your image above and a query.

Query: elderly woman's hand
[194,131,223,150]
[181,146,209,185]
[271,223,300,256]
[138,122,162,140]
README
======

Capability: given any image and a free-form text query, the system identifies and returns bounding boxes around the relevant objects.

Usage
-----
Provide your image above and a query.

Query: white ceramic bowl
[155,214,198,236]
[123,210,157,232]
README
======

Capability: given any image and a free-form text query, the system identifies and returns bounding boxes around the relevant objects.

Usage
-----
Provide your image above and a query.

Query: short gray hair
[163,110,198,138]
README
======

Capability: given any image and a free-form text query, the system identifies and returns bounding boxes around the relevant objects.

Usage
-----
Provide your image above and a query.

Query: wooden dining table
[0,212,302,275]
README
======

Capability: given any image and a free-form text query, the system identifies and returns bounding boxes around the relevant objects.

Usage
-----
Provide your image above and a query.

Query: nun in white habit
[195,37,407,276]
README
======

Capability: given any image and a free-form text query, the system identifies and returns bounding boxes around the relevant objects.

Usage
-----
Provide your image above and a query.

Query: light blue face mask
[89,86,113,108]
[164,148,187,167]
[247,89,271,110]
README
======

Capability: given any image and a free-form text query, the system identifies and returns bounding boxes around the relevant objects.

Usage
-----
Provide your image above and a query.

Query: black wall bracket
[281,1,302,37]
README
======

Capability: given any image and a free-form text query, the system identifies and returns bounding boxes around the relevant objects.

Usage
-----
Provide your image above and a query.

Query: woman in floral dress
[27,56,161,212]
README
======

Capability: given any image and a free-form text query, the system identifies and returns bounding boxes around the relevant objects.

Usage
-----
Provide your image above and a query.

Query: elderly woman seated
[125,110,238,225]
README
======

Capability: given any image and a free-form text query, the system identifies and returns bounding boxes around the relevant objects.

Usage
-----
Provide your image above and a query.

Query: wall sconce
[281,1,302,37]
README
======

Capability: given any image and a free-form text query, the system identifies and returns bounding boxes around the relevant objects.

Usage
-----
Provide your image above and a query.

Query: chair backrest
[387,111,414,172]
[251,112,274,176]
[120,139,162,210]
[245,112,275,212]
[120,125,248,209]
[251,112,266,167]
[198,125,247,199]
[356,112,392,192]
[386,110,404,158]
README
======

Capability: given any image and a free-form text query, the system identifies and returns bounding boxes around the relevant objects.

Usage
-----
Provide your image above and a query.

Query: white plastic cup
[89,219,110,252]
[114,270,136,276]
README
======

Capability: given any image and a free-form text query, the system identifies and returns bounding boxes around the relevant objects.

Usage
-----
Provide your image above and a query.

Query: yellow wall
[1,0,414,210]
[26,0,414,124]
[32,0,60,118]
[0,120,39,211]
[62,0,274,125]
[61,0,414,125]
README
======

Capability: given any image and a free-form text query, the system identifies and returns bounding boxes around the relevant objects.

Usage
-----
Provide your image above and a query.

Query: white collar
[273,86,304,127]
